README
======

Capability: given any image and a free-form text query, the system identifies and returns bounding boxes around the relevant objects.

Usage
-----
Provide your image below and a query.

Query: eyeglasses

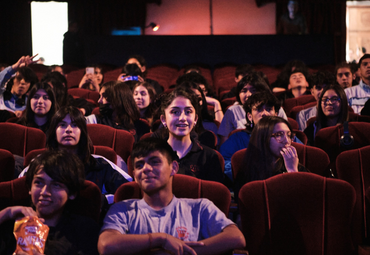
[322,96,341,104]
[271,131,295,143]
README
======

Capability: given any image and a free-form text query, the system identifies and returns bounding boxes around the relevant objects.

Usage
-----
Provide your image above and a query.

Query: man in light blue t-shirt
[98,137,245,255]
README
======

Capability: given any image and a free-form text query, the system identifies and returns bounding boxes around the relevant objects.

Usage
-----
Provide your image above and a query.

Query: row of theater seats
[29,63,334,97]
[0,167,368,254]
[0,122,136,181]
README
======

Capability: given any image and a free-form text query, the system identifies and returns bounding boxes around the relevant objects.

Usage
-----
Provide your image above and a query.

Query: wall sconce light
[146,22,160,31]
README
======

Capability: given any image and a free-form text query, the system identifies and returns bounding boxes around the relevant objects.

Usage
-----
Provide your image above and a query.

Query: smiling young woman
[304,84,349,145]
[16,82,57,133]
[159,86,224,183]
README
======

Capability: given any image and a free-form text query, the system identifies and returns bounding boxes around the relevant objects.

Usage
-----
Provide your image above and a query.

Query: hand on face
[280,145,299,172]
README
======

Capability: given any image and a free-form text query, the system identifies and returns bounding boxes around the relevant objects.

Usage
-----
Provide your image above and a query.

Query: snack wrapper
[13,216,49,254]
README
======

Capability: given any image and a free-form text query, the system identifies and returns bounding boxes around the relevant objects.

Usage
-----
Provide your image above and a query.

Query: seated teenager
[219,92,280,181]
[0,150,99,254]
[86,82,150,141]
[121,55,163,94]
[304,84,349,145]
[98,137,246,255]
[179,81,220,146]
[21,106,132,205]
[158,86,224,183]
[16,82,57,133]
[176,72,223,123]
[221,64,255,100]
[133,82,158,128]
[0,55,38,120]
[277,68,311,101]
[79,65,104,92]
[296,71,334,131]
[218,72,287,146]
[234,116,307,201]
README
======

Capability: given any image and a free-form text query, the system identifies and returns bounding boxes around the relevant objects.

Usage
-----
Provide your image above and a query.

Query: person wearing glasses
[234,116,307,201]
[304,84,349,145]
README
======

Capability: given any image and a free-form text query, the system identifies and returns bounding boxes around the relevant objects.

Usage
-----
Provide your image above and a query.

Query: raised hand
[280,145,299,172]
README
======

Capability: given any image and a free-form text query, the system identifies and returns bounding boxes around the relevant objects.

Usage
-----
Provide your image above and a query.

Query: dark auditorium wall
[0,0,346,65]
[145,0,276,35]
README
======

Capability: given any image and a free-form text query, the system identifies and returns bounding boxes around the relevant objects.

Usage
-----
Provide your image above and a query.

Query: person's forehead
[134,150,166,162]
[337,67,351,73]
[290,72,304,78]
[361,58,370,65]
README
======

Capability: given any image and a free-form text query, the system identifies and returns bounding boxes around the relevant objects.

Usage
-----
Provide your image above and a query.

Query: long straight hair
[46,106,92,164]
[17,82,56,131]
[235,116,293,185]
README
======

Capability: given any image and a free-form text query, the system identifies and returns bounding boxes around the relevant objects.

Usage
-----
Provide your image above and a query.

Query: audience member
[345,53,370,114]
[336,62,355,88]
[98,137,246,255]
[218,71,287,145]
[181,81,220,140]
[277,68,311,100]
[0,55,38,120]
[0,150,99,254]
[79,65,104,92]
[234,116,307,200]
[16,82,57,133]
[86,82,150,141]
[26,106,133,205]
[176,72,222,122]
[48,65,64,76]
[158,86,224,183]
[221,64,254,100]
[220,92,280,181]
[133,82,158,127]
[297,71,334,131]
[271,59,308,92]
[125,55,163,94]
[117,63,144,86]
[304,84,349,145]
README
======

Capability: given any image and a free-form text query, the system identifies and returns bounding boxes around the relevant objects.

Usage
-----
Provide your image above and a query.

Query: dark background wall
[0,0,346,67]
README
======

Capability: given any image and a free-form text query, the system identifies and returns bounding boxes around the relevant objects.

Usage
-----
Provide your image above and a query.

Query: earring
[163,123,167,128]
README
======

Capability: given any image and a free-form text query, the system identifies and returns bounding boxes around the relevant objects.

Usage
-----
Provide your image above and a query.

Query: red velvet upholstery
[87,124,135,162]
[314,122,370,174]
[286,117,298,130]
[0,177,101,223]
[336,145,370,247]
[65,69,84,88]
[68,88,100,103]
[289,101,317,119]
[114,174,231,216]
[0,123,46,157]
[92,145,117,164]
[231,142,330,179]
[221,97,236,112]
[92,107,100,115]
[239,172,356,255]
[0,149,15,182]
[294,130,308,145]
[283,95,316,117]
[24,146,118,167]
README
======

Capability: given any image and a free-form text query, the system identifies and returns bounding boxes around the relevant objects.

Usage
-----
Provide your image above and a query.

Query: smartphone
[124,76,139,81]
[86,67,94,75]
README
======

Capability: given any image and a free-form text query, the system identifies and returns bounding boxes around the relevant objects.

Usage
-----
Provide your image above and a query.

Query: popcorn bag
[13,216,49,254]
